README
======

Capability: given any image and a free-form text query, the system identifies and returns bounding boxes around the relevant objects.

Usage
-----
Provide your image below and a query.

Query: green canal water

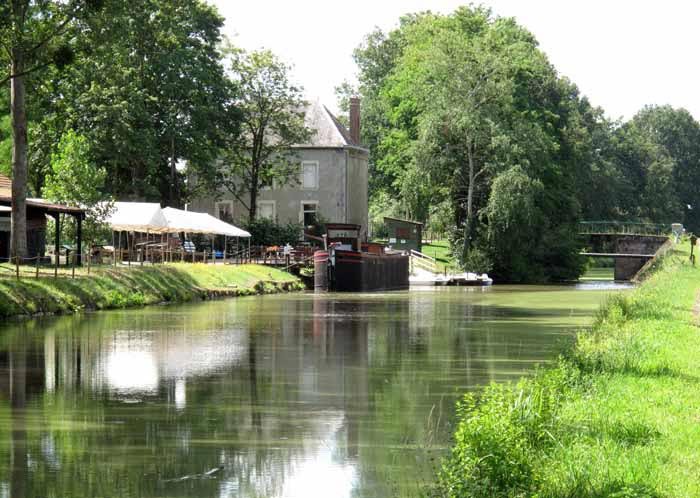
[0,283,627,497]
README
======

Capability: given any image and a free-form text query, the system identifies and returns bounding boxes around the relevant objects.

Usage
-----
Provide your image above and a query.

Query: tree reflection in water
[0,286,609,497]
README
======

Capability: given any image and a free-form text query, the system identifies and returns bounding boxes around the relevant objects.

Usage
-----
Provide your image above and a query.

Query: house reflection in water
[0,287,589,497]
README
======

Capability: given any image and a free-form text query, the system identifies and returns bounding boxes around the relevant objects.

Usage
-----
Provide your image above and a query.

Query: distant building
[190,98,369,240]
[384,217,423,253]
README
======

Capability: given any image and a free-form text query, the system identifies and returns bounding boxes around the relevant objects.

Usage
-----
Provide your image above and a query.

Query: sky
[209,0,700,121]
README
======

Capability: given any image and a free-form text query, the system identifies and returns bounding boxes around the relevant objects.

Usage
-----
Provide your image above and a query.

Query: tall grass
[434,244,700,497]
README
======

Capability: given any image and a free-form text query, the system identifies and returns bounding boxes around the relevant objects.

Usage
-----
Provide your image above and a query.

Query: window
[300,201,318,227]
[300,161,319,190]
[260,176,274,191]
[215,200,234,221]
[257,200,276,221]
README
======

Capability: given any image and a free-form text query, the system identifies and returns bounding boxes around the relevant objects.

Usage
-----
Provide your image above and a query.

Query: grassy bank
[0,263,302,318]
[422,240,457,272]
[435,243,700,497]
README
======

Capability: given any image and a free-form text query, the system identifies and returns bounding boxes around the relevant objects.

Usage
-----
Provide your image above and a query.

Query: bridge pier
[581,233,668,281]
[613,236,667,280]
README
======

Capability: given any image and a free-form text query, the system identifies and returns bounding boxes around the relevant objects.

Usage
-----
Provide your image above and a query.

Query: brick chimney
[349,97,361,145]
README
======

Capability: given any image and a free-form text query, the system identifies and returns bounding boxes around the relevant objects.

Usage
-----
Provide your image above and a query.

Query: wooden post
[76,214,83,267]
[54,213,60,272]
[15,256,19,280]
[35,255,39,279]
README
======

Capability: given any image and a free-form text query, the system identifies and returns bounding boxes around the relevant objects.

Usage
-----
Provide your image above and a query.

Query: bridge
[578,221,670,280]
[578,221,668,237]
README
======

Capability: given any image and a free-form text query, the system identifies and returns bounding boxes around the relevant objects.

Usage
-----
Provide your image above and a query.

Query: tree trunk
[169,134,177,206]
[248,162,258,223]
[10,48,29,260]
[462,144,475,261]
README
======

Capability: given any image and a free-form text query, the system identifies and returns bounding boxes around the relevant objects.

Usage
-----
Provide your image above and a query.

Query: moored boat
[314,224,409,292]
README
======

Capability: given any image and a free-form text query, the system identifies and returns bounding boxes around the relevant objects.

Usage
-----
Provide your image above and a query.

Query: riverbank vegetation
[0,264,302,318]
[432,243,700,497]
[345,6,700,282]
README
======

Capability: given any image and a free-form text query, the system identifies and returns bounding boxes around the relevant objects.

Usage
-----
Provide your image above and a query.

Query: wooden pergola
[0,196,86,265]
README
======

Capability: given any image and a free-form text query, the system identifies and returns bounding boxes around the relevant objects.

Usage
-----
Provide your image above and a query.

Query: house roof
[0,196,86,215]
[299,100,366,150]
[384,216,424,226]
[0,174,85,215]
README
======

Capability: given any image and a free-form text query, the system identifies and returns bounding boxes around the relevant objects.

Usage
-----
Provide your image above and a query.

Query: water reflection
[0,286,617,497]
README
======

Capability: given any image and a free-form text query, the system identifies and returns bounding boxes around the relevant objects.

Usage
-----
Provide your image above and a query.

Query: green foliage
[485,166,544,281]
[438,367,572,497]
[219,48,311,222]
[243,218,303,246]
[44,131,105,205]
[43,130,113,245]
[25,0,236,203]
[351,6,587,282]
[436,247,700,497]
[368,190,403,238]
[0,113,10,177]
[351,6,700,282]
[462,247,492,274]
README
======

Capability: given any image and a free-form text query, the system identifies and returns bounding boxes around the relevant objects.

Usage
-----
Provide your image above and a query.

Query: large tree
[220,49,310,222]
[26,0,236,205]
[0,0,100,258]
[350,6,586,281]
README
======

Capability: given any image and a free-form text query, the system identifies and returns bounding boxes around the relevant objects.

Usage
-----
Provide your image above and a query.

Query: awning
[162,207,251,237]
[107,202,170,233]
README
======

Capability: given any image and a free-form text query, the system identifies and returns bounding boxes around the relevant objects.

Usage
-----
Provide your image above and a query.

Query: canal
[0,283,626,497]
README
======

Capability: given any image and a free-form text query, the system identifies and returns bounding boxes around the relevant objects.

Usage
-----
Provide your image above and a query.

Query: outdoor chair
[183,240,196,262]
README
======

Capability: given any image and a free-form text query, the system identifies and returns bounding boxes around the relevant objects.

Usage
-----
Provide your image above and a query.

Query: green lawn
[436,242,700,497]
[422,240,457,271]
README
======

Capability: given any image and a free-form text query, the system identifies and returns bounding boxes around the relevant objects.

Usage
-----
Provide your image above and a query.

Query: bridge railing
[578,221,669,236]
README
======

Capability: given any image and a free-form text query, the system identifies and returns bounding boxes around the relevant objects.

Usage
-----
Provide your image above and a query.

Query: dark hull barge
[314,224,409,292]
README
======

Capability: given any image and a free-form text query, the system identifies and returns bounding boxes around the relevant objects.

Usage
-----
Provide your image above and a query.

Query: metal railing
[0,243,315,281]
[410,249,438,274]
[578,221,669,236]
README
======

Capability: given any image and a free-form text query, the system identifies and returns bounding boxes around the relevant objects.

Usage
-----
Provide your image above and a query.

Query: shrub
[437,368,573,497]
[242,218,303,246]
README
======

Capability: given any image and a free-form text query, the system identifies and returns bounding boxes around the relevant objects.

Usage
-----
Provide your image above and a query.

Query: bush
[437,368,573,498]
[243,218,303,246]
[463,248,493,274]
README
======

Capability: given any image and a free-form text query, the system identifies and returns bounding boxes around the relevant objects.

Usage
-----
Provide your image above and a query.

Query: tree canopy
[218,48,310,223]
[349,6,700,281]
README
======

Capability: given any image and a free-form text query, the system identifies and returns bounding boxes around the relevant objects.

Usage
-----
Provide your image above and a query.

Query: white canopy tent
[106,203,250,238]
[162,207,250,262]
[105,202,250,263]
[106,202,170,233]
[162,207,250,237]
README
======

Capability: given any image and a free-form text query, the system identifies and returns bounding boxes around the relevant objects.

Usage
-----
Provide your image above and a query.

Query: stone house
[190,98,369,240]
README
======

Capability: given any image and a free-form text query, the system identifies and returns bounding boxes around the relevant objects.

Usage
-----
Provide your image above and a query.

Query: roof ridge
[321,104,358,147]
